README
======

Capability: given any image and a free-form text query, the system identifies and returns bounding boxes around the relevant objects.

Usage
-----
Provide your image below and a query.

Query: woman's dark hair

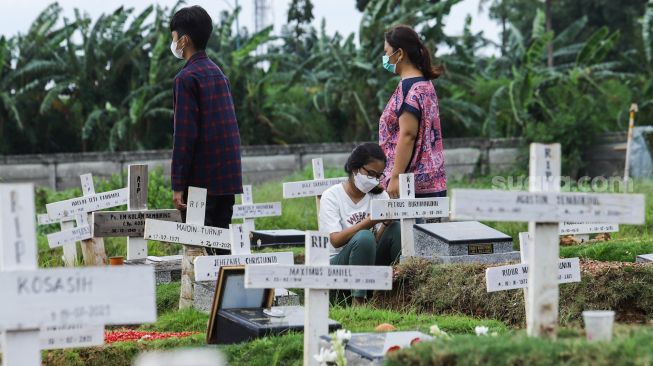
[384,25,443,80]
[170,6,213,50]
[344,143,387,194]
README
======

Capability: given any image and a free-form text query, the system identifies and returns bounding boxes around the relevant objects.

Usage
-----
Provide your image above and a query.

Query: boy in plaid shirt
[170,6,243,255]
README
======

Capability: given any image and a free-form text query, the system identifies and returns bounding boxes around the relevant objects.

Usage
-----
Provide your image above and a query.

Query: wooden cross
[370,173,449,256]
[143,186,246,309]
[451,143,646,338]
[283,158,348,225]
[91,165,182,261]
[0,184,156,366]
[245,231,392,366]
[45,174,129,265]
[233,184,282,243]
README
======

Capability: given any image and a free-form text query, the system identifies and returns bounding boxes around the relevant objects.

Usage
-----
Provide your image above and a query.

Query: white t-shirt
[318,183,389,254]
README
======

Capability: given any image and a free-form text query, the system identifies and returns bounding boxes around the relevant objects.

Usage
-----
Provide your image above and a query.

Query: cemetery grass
[34,169,652,266]
[386,326,653,366]
[40,281,509,366]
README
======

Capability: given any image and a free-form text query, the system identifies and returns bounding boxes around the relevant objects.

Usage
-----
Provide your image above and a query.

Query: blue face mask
[382,50,399,74]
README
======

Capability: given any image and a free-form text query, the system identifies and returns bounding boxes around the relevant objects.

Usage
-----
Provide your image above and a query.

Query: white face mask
[353,172,380,194]
[170,38,184,59]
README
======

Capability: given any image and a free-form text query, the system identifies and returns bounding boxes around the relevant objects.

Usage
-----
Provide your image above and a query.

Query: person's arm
[171,76,199,210]
[330,217,379,248]
[387,111,419,198]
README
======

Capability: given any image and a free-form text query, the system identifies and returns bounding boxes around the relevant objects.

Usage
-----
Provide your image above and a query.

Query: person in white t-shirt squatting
[319,142,401,306]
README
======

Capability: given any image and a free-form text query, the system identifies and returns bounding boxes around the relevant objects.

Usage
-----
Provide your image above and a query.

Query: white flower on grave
[335,329,352,343]
[314,347,337,364]
[475,326,489,336]
[429,324,450,339]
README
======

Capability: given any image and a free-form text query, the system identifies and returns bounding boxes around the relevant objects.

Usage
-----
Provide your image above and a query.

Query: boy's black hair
[170,6,213,50]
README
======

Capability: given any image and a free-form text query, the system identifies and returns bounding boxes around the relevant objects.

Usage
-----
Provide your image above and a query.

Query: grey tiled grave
[637,254,653,263]
[125,255,182,284]
[409,221,520,265]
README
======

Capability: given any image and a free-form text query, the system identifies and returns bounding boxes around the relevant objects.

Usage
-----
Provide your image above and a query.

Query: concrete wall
[0,135,623,191]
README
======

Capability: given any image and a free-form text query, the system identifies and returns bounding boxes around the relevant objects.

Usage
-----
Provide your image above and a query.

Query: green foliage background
[1,0,653,175]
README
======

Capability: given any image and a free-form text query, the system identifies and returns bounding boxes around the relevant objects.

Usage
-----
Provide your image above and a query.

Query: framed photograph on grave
[206,265,274,344]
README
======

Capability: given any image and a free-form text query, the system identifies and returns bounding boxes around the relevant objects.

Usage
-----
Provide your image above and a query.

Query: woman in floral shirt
[379,25,446,202]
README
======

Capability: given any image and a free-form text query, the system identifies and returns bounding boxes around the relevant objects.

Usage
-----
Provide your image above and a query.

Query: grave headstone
[135,349,225,366]
[412,221,520,264]
[370,173,449,257]
[451,143,646,338]
[245,231,393,366]
[46,174,129,265]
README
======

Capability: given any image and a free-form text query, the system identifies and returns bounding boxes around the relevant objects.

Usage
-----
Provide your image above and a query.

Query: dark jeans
[182,190,235,256]
[330,222,401,299]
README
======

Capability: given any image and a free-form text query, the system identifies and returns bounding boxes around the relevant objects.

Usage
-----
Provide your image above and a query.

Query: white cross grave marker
[92,165,182,260]
[451,143,645,338]
[283,158,348,223]
[234,184,282,242]
[559,222,619,243]
[245,231,392,366]
[45,174,129,265]
[38,213,85,267]
[0,184,157,366]
[370,173,449,256]
[143,187,240,309]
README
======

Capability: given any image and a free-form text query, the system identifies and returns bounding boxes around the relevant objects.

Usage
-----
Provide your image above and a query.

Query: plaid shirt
[172,51,243,196]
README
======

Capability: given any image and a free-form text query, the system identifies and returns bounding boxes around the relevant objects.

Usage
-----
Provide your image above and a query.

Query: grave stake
[127,165,149,260]
[1,184,156,366]
[78,174,108,265]
[282,158,348,226]
[370,173,449,258]
[180,187,208,309]
[245,232,392,366]
[451,142,646,338]
[527,143,561,338]
[232,184,281,247]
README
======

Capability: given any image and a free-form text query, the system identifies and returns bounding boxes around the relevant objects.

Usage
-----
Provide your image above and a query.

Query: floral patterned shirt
[379,77,447,194]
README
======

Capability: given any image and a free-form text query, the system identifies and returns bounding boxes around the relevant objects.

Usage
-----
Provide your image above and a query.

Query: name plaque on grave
[93,209,181,237]
[144,220,231,250]
[468,243,494,255]
[245,265,392,290]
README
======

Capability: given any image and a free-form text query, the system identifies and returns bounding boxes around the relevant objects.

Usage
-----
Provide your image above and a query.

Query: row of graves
[1,143,647,366]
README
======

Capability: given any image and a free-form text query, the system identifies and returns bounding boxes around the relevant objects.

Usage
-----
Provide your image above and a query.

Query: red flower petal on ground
[104,330,198,344]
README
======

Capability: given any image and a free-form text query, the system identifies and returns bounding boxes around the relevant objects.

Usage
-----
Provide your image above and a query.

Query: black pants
[183,191,235,256]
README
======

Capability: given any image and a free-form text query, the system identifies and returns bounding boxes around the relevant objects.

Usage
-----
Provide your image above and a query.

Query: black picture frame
[206,265,274,344]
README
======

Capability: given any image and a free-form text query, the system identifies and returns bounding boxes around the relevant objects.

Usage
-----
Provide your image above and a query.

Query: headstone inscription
[92,165,182,260]
[233,184,282,244]
[411,221,520,264]
[192,244,299,311]
[143,186,242,309]
[245,232,393,366]
[282,158,348,218]
[46,173,129,265]
[486,232,581,292]
[451,143,646,338]
[559,222,619,243]
[0,184,157,366]
[370,173,448,258]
